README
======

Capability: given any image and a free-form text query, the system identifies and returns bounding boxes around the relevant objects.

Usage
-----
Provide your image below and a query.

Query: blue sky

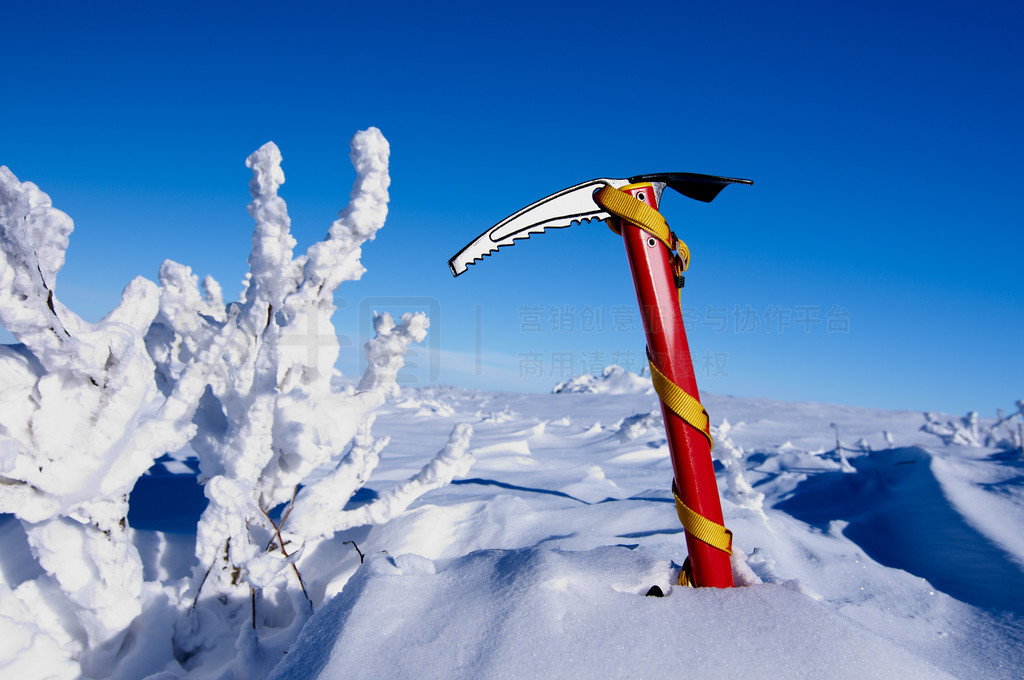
[2,1,1021,415]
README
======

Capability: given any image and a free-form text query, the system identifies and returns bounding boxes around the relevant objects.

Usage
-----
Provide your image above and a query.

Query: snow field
[260,381,1022,679]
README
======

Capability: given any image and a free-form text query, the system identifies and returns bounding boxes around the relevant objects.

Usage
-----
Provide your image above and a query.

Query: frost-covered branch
[0,166,77,369]
[300,128,390,295]
[289,422,475,541]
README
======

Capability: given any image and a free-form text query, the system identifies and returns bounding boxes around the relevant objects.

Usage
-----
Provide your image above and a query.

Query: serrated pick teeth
[451,214,608,275]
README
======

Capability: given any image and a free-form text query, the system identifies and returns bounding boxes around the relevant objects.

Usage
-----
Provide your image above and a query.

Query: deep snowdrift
[270,547,949,680]
[256,385,1024,680]
[8,381,1007,679]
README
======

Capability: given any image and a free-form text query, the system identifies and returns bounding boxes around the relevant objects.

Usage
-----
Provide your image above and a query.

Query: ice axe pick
[448,172,752,588]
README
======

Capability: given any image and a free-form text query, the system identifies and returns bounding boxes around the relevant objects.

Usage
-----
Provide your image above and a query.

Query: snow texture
[270,548,950,680]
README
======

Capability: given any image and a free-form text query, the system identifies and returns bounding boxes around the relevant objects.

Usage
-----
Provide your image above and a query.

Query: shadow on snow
[775,446,1024,615]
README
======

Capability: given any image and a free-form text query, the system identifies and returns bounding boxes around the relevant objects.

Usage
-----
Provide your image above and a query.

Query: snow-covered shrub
[0,166,223,671]
[0,129,474,678]
[921,402,1024,450]
[711,420,765,513]
[824,422,856,470]
[143,130,474,667]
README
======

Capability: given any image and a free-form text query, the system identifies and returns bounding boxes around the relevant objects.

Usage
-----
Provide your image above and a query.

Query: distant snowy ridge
[552,364,654,395]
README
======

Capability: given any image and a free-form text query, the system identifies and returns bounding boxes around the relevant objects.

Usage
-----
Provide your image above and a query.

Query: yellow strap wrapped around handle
[595,185,691,273]
[674,483,733,555]
[596,185,672,245]
[647,349,712,451]
[596,184,691,307]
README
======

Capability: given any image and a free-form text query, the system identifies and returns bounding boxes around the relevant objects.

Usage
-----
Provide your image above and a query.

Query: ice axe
[448,172,752,588]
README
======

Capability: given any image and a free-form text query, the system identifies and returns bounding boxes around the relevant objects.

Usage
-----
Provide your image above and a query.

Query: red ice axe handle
[606,183,734,588]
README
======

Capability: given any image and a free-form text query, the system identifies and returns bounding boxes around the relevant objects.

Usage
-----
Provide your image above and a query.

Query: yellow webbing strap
[674,483,733,555]
[595,184,691,273]
[678,557,694,587]
[647,350,713,451]
[596,185,672,247]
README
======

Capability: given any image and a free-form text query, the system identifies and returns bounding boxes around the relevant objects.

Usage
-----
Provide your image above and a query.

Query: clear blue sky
[2,0,1021,416]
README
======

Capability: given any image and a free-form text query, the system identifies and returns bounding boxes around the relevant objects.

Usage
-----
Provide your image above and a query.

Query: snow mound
[552,365,653,395]
[777,446,1024,615]
[270,546,950,680]
[614,411,663,442]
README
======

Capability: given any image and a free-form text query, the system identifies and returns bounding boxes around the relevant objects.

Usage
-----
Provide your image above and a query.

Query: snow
[278,385,1022,680]
[1,132,1023,679]
[4,373,1024,680]
[269,548,950,680]
[553,364,654,395]
[47,382,1020,679]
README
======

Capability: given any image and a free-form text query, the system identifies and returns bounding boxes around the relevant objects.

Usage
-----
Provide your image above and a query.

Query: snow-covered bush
[0,166,225,672]
[922,402,1024,450]
[0,129,474,677]
[711,419,765,513]
[143,130,473,669]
